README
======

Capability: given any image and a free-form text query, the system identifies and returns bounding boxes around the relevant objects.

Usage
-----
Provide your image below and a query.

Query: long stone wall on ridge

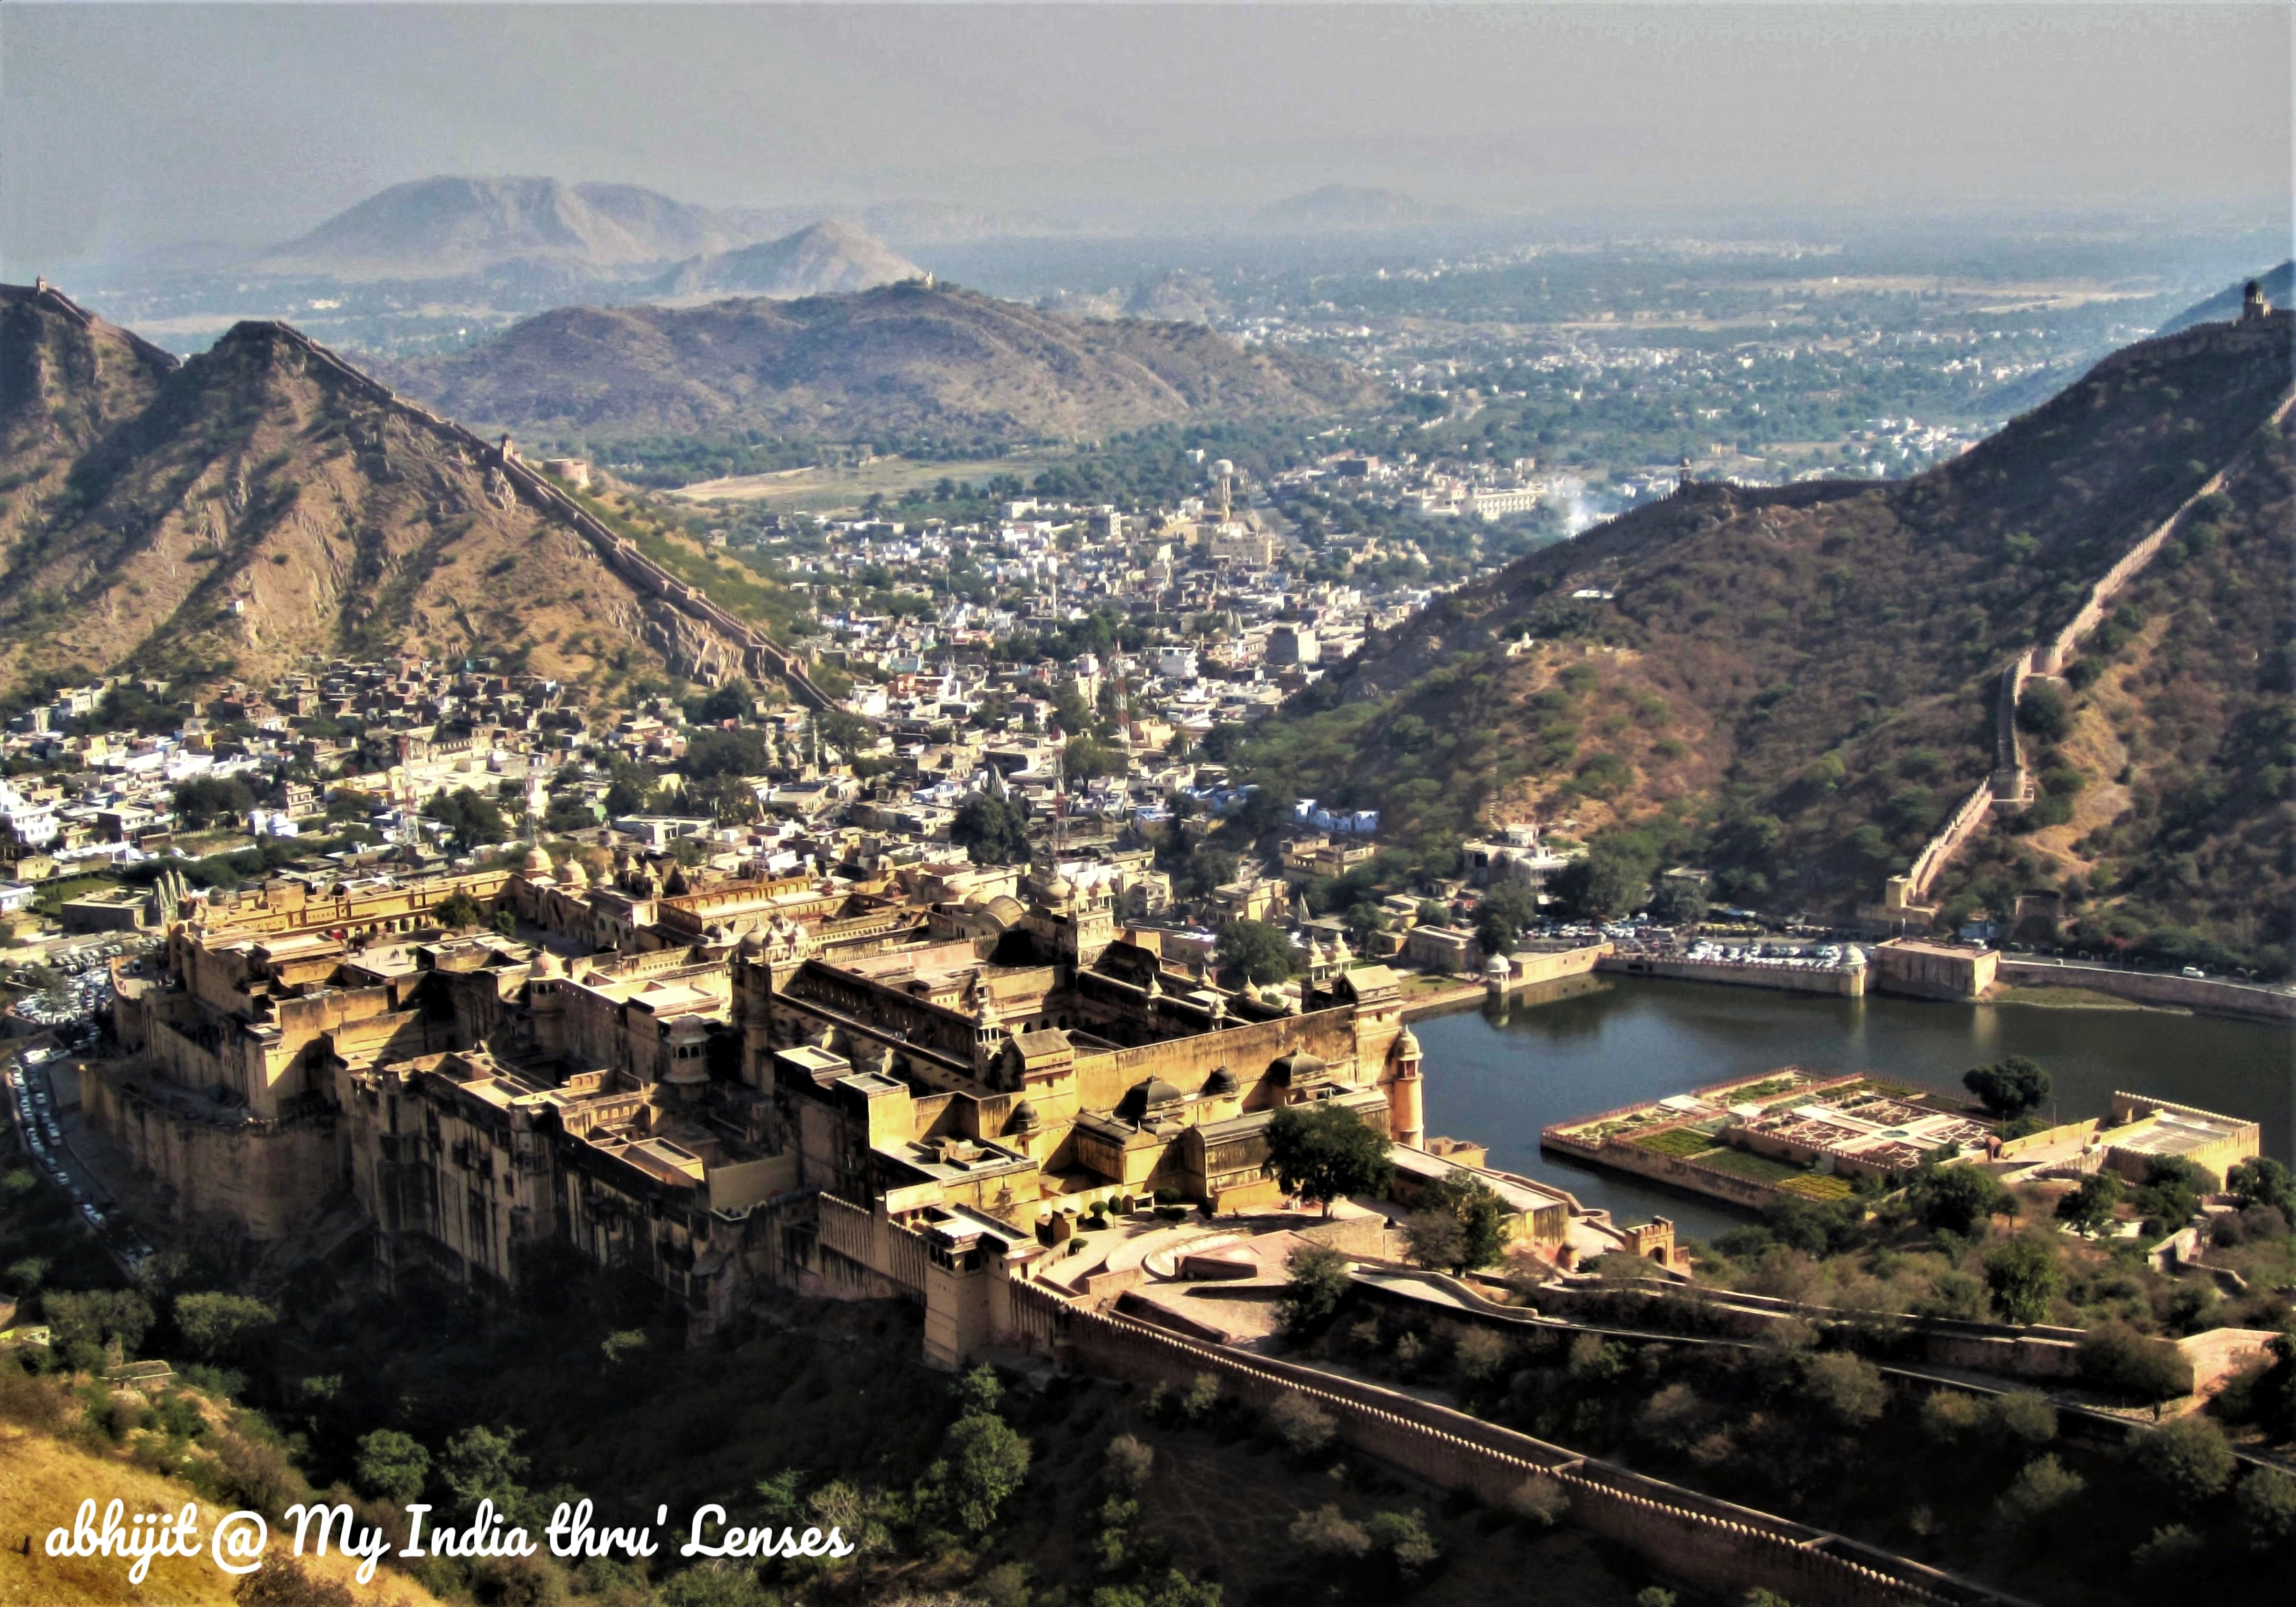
[1882,365,2296,916]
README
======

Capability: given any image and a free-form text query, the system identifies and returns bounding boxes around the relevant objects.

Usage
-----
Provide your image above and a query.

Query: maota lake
[1414,976,2296,1243]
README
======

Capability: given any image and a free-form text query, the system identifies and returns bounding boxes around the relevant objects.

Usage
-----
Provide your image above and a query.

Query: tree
[1363,1510,1439,1578]
[951,792,1031,867]
[685,728,767,781]
[355,1429,432,1505]
[815,709,873,760]
[1647,877,1708,928]
[686,680,752,724]
[1216,919,1294,985]
[426,787,507,852]
[1802,1352,1888,1428]
[1474,881,1538,961]
[1264,1393,1336,1456]
[545,795,599,834]
[173,775,257,830]
[434,890,484,931]
[1982,1236,2060,1325]
[1990,1391,2059,1448]
[2055,1171,2122,1237]
[2077,1321,2193,1404]
[1912,1164,2015,1236]
[941,1410,1031,1532]
[602,762,656,817]
[1992,1455,2084,1530]
[1552,837,1655,921]
[1266,1102,1392,1216]
[1063,735,1123,783]
[2132,1414,2235,1506]
[1277,1243,1353,1337]
[1406,1173,1509,1275]
[2235,1466,2296,1549]
[2228,1156,2295,1218]
[2135,1155,2218,1227]
[439,1425,530,1517]
[2016,682,2072,741]
[41,1289,154,1358]
[1104,1433,1154,1494]
[173,1292,276,1363]
[1963,1056,2051,1118]
[1290,1503,1372,1560]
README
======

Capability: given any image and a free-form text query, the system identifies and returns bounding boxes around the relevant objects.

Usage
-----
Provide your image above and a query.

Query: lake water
[1413,977,2296,1243]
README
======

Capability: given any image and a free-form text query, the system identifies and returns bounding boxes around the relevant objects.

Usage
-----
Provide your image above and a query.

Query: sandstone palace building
[95,851,1453,1363]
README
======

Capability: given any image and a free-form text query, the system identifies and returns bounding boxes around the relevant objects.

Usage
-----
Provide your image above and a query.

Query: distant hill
[2157,260,2295,335]
[0,282,796,696]
[653,219,924,302]
[258,175,749,280]
[385,281,1379,444]
[862,200,1078,245]
[1255,185,1440,231]
[1238,314,2295,966]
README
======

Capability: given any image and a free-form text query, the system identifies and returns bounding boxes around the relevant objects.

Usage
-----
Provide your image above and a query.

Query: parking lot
[4,1043,153,1275]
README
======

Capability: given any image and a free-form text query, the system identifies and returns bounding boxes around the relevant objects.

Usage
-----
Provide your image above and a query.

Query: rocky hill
[0,283,792,699]
[652,218,924,302]
[259,175,749,280]
[1238,312,2295,966]
[384,281,1379,444]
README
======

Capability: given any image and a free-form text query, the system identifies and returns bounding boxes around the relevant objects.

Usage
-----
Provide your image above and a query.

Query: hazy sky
[2,4,2289,268]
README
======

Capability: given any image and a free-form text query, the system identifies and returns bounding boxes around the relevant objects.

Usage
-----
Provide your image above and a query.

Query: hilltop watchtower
[2241,280,2271,321]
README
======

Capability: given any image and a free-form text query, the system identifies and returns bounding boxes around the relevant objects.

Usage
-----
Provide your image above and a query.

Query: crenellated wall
[1042,1304,1986,1607]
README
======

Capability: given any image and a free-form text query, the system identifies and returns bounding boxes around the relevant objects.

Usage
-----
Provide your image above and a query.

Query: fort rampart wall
[1995,959,2296,1023]
[1040,1302,1992,1607]
[81,1071,341,1240]
[1597,955,1864,998]
[1883,346,2296,918]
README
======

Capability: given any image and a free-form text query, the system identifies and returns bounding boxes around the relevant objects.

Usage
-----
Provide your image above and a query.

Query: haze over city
[3,3,2290,271]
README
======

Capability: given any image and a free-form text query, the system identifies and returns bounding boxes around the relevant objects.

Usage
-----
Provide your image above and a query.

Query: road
[3,1044,149,1275]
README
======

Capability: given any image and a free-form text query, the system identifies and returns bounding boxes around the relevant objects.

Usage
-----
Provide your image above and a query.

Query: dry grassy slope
[0,289,179,560]
[1942,409,2296,959]
[0,297,754,698]
[0,1420,445,1607]
[1253,316,2293,914]
[385,282,1380,441]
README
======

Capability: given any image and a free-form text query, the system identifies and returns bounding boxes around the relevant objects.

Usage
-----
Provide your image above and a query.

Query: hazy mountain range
[215,175,1466,287]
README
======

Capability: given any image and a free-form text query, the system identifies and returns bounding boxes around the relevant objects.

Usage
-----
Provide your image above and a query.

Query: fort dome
[1269,1050,1328,1084]
[522,845,553,876]
[1117,1075,1186,1122]
[1203,1064,1239,1096]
